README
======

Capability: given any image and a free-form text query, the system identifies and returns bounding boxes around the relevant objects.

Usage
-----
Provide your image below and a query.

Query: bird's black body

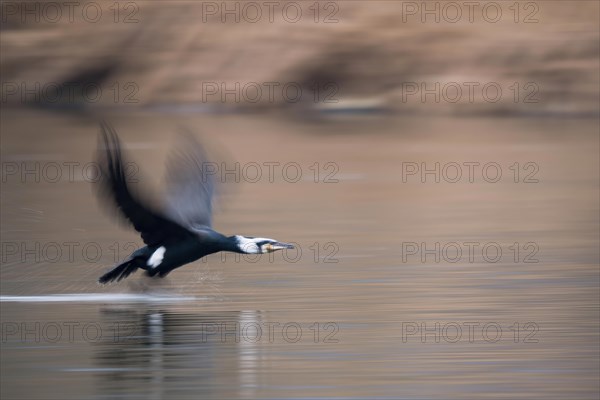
[137,232,237,276]
[96,122,292,284]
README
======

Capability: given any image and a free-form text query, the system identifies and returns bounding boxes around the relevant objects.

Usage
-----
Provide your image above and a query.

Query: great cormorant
[96,122,293,284]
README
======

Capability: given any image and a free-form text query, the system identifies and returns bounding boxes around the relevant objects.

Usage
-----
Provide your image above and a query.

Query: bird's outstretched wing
[163,130,216,230]
[97,121,193,246]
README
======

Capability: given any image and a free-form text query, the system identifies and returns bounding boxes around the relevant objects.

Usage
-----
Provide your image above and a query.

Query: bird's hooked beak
[263,242,295,253]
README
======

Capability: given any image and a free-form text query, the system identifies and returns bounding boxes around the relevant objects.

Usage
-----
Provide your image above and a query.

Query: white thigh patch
[147,246,166,268]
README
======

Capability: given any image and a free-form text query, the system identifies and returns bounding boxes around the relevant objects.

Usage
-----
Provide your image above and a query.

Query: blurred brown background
[1,0,598,115]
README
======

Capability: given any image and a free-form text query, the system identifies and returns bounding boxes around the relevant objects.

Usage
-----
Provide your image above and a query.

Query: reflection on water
[1,110,599,399]
[94,308,265,400]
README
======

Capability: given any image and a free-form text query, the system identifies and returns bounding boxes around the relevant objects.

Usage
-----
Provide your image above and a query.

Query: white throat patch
[235,236,272,254]
[147,246,166,268]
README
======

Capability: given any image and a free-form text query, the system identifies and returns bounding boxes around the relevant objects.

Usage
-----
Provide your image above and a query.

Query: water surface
[1,110,598,399]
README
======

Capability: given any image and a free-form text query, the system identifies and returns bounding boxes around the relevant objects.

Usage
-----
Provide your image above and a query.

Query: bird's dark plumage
[98,256,141,284]
[95,122,293,283]
[98,122,193,247]
[164,129,216,230]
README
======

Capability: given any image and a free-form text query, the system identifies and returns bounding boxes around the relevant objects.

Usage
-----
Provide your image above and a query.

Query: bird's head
[235,236,294,254]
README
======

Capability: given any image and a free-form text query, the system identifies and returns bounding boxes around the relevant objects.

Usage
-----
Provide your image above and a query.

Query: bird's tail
[98,258,140,284]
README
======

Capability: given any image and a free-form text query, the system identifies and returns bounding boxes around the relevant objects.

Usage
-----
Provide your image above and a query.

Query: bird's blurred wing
[164,130,216,229]
[97,121,193,246]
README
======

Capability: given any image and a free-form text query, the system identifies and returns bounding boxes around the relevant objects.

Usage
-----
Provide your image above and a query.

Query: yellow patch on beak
[262,242,293,253]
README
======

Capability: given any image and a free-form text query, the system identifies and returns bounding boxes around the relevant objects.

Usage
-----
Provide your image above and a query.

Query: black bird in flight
[96,122,293,284]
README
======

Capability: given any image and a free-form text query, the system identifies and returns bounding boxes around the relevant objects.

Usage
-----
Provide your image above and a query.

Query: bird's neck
[223,235,248,254]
